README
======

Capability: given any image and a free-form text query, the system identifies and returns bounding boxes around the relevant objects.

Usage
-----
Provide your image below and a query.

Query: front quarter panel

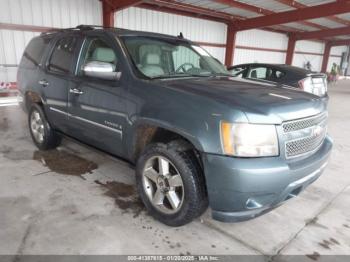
[124,79,248,158]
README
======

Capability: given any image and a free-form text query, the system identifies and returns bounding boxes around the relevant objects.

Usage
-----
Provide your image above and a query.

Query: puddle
[0,117,9,131]
[318,240,331,249]
[306,252,320,261]
[1,146,34,161]
[95,180,144,218]
[0,145,12,154]
[1,146,98,176]
[33,149,98,176]
[318,238,340,250]
[329,238,340,245]
[6,150,33,161]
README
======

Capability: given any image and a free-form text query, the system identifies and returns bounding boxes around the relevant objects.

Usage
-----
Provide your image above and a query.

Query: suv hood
[158,77,326,124]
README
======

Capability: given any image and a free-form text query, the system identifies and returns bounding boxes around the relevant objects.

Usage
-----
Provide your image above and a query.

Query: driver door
[68,35,127,157]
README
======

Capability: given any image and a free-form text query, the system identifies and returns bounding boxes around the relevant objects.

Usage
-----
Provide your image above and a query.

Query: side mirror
[82,61,121,81]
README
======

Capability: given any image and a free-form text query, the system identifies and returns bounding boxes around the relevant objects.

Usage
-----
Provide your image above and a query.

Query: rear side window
[20,37,50,69]
[48,36,78,74]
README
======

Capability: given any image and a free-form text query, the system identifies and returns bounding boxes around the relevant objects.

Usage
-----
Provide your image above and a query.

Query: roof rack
[40,24,117,35]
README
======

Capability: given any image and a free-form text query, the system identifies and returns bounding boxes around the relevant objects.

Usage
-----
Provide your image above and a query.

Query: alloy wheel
[30,110,45,143]
[142,156,185,214]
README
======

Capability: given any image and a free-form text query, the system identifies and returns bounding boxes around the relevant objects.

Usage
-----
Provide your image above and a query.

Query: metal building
[1,0,350,83]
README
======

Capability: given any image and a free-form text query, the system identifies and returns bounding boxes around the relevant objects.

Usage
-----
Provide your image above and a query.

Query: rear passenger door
[41,34,82,133]
[67,35,127,157]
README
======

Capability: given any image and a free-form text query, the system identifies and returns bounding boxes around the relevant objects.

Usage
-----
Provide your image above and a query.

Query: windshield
[121,36,231,79]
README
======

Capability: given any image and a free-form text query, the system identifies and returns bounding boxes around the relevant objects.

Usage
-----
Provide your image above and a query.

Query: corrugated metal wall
[234,29,288,64]
[328,46,348,72]
[0,0,102,82]
[293,41,347,72]
[115,7,227,63]
[98,4,347,74]
[293,40,325,72]
[235,30,347,73]
[1,2,347,82]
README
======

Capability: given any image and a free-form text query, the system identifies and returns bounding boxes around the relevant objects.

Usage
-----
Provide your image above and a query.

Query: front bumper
[201,136,333,222]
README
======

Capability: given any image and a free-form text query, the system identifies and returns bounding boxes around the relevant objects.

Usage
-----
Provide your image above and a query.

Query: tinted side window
[21,37,51,69]
[48,37,78,74]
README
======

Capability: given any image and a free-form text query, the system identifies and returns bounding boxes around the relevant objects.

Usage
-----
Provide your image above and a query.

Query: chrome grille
[283,113,327,133]
[283,113,327,158]
[286,129,327,158]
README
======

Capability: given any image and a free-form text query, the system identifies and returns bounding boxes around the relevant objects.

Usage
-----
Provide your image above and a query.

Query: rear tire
[28,104,61,150]
[136,140,207,226]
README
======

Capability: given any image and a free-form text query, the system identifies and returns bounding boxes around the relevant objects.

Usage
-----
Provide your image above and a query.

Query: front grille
[283,113,327,133]
[285,128,327,158]
[283,113,327,158]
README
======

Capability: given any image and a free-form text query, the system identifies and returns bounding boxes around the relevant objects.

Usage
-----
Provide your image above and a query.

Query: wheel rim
[30,110,45,143]
[142,156,185,214]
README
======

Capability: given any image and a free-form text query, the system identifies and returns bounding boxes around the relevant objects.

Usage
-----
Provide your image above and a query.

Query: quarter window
[21,37,51,69]
[48,37,78,74]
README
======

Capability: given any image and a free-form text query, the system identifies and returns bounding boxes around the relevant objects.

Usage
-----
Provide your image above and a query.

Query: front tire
[28,104,61,150]
[136,141,207,226]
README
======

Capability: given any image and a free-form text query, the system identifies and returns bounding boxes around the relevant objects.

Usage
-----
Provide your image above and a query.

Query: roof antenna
[178,32,184,38]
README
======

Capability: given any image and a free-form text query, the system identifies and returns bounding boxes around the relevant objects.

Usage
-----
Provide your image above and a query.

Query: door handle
[69,87,84,95]
[38,79,49,87]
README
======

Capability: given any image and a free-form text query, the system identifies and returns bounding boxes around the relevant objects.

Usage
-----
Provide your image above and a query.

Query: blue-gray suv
[18,25,332,226]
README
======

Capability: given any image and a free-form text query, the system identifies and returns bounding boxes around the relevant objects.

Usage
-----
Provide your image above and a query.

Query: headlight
[221,122,279,157]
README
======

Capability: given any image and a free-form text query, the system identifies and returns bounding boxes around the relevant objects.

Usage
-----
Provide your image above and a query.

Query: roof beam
[234,1,350,31]
[214,0,328,30]
[101,0,144,11]
[102,0,115,27]
[286,35,296,65]
[321,42,331,73]
[213,0,274,15]
[296,26,350,40]
[137,3,231,23]
[275,0,350,26]
[329,39,350,46]
[139,0,236,23]
[133,0,301,34]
